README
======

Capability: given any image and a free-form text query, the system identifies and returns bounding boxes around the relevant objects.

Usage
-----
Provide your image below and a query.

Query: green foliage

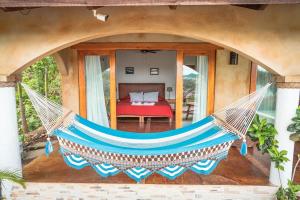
[276,180,300,200]
[268,146,289,171]
[16,56,61,134]
[247,115,278,154]
[247,115,297,199]
[287,106,300,142]
[0,170,25,189]
[276,186,288,200]
[247,115,289,171]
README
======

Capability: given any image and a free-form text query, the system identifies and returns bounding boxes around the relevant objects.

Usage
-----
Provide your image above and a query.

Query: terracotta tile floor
[23,144,269,185]
[22,120,300,185]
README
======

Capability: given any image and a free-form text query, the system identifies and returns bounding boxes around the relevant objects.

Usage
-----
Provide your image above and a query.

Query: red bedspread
[117,99,173,118]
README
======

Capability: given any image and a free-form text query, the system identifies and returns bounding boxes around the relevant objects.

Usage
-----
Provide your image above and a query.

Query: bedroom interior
[76,39,219,133]
[74,34,259,135]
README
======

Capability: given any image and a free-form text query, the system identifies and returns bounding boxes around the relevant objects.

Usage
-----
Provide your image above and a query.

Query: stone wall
[11,183,278,200]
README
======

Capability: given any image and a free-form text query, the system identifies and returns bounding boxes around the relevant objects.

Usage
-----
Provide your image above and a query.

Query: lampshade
[167,87,173,92]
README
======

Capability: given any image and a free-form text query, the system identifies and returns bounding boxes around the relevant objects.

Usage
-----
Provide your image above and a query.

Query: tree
[17,56,61,137]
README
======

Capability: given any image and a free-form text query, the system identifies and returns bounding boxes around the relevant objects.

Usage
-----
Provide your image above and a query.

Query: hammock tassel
[240,138,247,156]
[45,137,53,156]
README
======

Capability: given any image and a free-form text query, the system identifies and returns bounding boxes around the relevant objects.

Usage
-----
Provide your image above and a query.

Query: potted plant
[287,106,300,142]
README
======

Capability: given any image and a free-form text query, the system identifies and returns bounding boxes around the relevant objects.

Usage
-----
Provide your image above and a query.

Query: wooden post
[78,52,87,118]
[176,50,184,129]
[109,51,117,129]
[207,49,216,115]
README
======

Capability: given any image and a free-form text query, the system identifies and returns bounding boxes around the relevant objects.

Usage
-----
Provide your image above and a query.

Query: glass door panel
[182,55,208,126]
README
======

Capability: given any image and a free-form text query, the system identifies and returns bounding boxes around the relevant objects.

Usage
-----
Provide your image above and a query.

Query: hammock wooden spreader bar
[21,83,270,182]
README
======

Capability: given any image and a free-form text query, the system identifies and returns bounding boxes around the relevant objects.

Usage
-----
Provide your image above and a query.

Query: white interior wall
[116,50,177,99]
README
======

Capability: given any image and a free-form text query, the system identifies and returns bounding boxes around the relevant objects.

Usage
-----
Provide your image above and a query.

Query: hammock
[22,83,270,182]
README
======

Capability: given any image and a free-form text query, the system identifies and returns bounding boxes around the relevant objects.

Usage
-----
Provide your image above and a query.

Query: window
[256,66,277,122]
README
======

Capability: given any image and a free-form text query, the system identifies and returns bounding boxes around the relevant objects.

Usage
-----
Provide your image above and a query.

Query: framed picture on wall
[125,67,134,74]
[150,68,159,75]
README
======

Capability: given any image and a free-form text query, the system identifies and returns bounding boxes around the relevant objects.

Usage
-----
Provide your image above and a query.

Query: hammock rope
[21,83,270,182]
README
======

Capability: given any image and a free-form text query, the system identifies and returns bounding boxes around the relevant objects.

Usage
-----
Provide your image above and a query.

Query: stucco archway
[1,5,300,80]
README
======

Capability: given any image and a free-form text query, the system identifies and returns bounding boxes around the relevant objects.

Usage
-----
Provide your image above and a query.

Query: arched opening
[19,33,279,185]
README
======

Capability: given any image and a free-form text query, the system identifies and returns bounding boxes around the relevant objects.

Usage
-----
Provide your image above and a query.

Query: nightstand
[166,99,176,112]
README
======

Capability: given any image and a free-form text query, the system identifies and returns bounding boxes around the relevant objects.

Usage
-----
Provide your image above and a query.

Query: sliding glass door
[182,55,208,126]
[175,50,215,128]
[79,51,117,129]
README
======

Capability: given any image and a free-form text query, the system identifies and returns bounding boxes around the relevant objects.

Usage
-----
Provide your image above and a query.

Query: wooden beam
[234,4,268,10]
[0,0,299,7]
[168,5,177,10]
[175,50,184,129]
[72,42,222,51]
[0,7,39,12]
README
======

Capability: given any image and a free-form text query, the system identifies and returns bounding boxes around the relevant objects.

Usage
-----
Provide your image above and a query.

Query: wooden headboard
[118,83,165,99]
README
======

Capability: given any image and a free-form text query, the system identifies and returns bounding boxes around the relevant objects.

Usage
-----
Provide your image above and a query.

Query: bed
[117,83,173,123]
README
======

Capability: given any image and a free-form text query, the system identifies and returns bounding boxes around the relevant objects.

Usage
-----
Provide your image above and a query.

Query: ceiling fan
[140,50,160,54]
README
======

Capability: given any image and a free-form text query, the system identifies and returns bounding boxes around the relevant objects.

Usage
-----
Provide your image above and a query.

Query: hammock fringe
[240,140,248,156]
[45,137,53,157]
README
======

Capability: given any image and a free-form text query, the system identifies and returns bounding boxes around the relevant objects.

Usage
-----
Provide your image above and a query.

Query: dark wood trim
[0,81,16,87]
[276,82,300,89]
[1,0,299,7]
[72,43,222,51]
[234,4,268,10]
[249,62,257,93]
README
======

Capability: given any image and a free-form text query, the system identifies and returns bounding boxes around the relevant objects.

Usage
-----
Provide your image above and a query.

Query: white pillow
[129,92,143,102]
[143,92,159,102]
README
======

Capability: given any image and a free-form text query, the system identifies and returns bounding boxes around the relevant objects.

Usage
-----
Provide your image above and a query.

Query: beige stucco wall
[89,33,201,43]
[1,5,300,80]
[59,48,79,113]
[215,50,251,110]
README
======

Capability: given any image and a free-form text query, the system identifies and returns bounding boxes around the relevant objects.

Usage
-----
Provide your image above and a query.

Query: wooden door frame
[175,49,216,128]
[76,42,218,129]
[249,62,257,93]
[78,50,117,129]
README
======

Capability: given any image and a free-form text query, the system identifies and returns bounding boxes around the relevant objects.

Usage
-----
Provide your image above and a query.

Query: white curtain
[85,55,109,127]
[192,56,208,123]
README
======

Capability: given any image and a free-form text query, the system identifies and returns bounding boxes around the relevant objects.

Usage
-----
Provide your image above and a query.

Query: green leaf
[292,117,300,123]
[287,124,296,132]
[0,169,26,189]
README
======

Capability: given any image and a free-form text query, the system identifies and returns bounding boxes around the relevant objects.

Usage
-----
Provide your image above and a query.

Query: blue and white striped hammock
[22,83,270,182]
